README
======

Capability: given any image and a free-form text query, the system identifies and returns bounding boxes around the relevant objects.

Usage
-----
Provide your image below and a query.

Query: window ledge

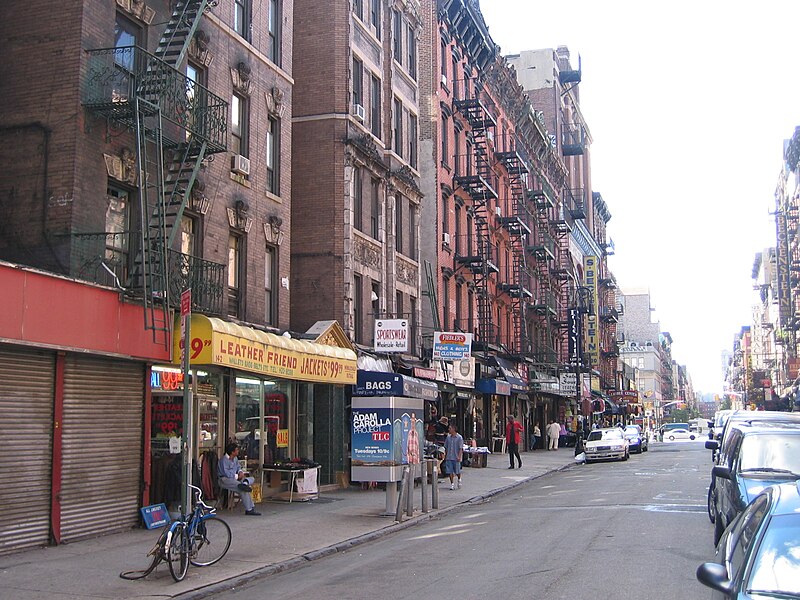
[230,172,252,188]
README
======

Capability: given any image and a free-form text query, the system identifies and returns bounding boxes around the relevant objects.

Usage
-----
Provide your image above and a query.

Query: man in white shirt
[218,442,261,515]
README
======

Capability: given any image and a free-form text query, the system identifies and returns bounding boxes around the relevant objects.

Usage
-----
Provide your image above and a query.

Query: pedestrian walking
[444,424,464,490]
[547,420,561,450]
[505,415,523,469]
[531,422,541,450]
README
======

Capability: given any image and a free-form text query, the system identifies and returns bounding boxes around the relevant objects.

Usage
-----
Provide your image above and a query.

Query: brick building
[291,0,424,350]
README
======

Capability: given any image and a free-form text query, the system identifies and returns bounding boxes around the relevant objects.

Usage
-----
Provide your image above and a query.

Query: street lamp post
[570,286,594,437]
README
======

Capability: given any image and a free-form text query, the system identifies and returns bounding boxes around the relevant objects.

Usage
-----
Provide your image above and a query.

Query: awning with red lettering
[173,315,357,384]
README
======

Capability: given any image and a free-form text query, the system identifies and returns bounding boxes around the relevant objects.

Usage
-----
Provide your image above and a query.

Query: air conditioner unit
[441,232,450,245]
[231,154,251,176]
[441,74,448,87]
[494,206,502,217]
[353,103,366,123]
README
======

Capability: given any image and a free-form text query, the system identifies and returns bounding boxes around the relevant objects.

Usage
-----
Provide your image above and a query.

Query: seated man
[218,442,261,516]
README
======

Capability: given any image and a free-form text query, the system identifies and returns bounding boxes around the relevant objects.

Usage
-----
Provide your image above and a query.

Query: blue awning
[352,371,438,400]
[493,357,527,392]
[476,377,511,396]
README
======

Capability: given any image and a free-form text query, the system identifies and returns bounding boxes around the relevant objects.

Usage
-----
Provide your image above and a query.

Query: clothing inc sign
[374,319,408,353]
[432,332,473,360]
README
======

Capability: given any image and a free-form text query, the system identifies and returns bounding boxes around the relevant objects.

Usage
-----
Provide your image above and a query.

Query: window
[452,56,459,98]
[454,203,462,254]
[228,233,242,317]
[231,93,249,157]
[410,296,417,351]
[352,57,363,108]
[406,22,416,80]
[105,185,130,281]
[370,74,381,139]
[234,0,251,41]
[267,0,281,65]
[353,274,363,344]
[441,277,449,331]
[265,245,277,326]
[392,10,402,62]
[114,14,139,70]
[466,139,473,175]
[353,0,363,21]
[440,39,447,80]
[371,280,380,320]
[396,290,403,318]
[442,194,449,234]
[370,177,380,239]
[467,288,474,333]
[370,0,381,39]
[185,62,206,140]
[179,214,196,256]
[354,167,363,232]
[441,115,449,166]
[266,116,280,194]
[453,128,461,175]
[395,193,403,254]
[408,198,417,257]
[393,98,403,155]
[409,113,418,168]
[455,282,463,330]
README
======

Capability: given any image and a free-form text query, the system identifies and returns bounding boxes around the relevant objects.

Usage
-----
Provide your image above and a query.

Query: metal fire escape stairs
[134,0,213,343]
[453,81,498,349]
[527,174,560,366]
[496,137,532,355]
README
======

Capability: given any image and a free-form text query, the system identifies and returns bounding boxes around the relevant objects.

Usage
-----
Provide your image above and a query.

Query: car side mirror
[705,440,719,451]
[696,562,731,594]
[712,465,732,480]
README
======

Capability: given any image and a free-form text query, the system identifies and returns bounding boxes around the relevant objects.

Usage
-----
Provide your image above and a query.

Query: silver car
[585,428,629,463]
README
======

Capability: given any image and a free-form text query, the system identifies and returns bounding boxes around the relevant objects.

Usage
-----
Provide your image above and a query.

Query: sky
[480,0,800,393]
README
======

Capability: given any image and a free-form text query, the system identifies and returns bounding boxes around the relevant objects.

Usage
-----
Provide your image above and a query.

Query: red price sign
[180,289,191,317]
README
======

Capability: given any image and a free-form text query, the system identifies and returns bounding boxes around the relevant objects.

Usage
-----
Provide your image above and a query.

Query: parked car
[624,425,648,453]
[705,411,800,524]
[709,421,800,545]
[584,427,629,463]
[664,428,696,441]
[697,481,800,598]
[660,422,689,441]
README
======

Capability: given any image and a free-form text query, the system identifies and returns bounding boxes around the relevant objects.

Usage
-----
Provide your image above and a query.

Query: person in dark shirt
[434,416,449,446]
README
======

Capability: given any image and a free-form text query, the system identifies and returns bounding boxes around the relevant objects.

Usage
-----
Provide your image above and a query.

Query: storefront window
[234,376,291,469]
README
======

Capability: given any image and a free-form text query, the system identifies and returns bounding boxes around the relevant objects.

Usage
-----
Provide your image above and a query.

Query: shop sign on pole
[374,319,408,352]
[180,289,193,514]
[559,372,577,395]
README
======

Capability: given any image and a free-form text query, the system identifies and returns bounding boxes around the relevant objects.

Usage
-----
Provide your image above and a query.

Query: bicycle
[120,484,231,582]
[166,483,232,582]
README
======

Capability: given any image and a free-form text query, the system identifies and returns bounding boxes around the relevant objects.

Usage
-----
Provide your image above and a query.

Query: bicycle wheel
[167,522,190,582]
[190,517,232,567]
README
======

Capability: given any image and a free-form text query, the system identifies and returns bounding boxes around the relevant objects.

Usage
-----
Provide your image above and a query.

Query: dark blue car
[697,481,800,598]
[709,421,800,545]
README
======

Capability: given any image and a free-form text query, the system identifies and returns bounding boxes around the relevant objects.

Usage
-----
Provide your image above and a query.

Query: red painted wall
[0,262,171,361]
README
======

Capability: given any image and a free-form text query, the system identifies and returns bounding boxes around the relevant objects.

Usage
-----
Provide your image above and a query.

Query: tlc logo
[372,432,390,441]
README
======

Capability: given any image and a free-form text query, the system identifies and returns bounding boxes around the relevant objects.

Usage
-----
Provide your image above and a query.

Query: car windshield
[587,429,623,442]
[739,434,800,474]
[747,515,800,596]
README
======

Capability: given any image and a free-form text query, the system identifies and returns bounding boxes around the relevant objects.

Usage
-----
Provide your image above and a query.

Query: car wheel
[690,435,696,441]
[669,435,675,441]
[707,486,716,524]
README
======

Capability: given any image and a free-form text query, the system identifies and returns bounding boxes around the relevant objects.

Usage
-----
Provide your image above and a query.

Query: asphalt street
[209,440,715,600]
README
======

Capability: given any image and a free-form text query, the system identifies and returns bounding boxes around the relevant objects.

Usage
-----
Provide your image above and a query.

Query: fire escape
[526,176,560,367]
[495,134,532,354]
[453,78,499,348]
[81,0,227,341]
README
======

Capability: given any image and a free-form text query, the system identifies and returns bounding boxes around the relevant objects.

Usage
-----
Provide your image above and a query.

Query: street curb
[172,462,575,599]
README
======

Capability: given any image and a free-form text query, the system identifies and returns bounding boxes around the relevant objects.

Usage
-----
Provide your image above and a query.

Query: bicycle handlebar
[188,483,215,512]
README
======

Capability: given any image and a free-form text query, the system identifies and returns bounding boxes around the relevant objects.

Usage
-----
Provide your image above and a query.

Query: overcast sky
[480,0,800,393]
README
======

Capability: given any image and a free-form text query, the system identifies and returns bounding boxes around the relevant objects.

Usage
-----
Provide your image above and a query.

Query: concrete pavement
[0,448,578,600]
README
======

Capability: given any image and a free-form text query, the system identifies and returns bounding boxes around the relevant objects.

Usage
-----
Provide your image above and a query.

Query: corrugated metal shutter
[0,347,54,554]
[61,355,144,543]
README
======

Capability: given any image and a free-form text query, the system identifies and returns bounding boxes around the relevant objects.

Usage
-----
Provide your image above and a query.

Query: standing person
[218,442,261,516]
[505,415,523,469]
[444,423,464,490]
[531,422,541,450]
[434,416,449,446]
[547,420,561,451]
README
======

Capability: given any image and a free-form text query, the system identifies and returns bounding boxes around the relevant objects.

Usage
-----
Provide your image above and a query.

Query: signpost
[432,332,472,360]
[180,289,193,516]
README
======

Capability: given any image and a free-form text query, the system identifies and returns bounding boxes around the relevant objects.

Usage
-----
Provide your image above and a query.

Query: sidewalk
[0,449,577,600]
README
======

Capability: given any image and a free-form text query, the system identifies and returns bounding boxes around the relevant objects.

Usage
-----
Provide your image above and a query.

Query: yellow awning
[173,315,357,384]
